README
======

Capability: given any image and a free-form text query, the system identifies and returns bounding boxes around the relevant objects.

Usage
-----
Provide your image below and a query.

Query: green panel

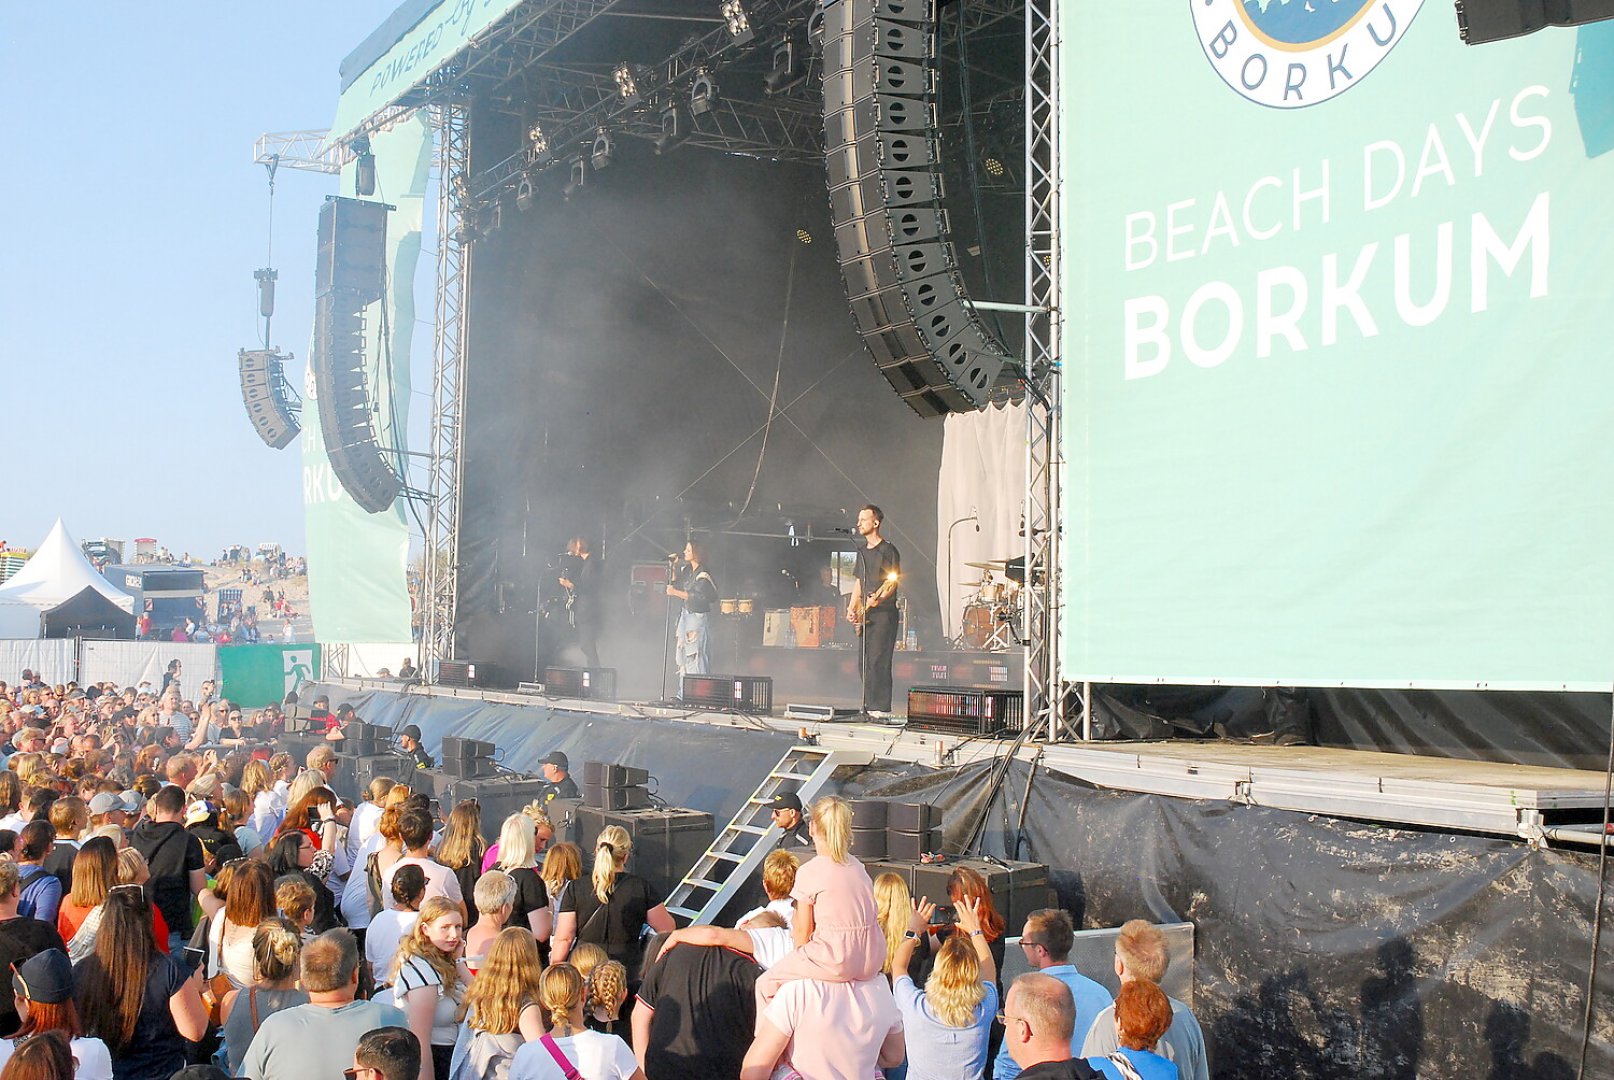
[219,644,322,708]
[331,0,526,140]
[1058,6,1614,689]
[303,114,433,644]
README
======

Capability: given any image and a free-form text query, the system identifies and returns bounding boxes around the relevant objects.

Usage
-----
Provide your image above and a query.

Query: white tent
[0,520,135,613]
[0,599,42,639]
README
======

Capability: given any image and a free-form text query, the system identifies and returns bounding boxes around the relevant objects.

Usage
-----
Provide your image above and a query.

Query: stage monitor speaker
[1456,0,1614,43]
[576,806,716,899]
[312,290,401,513]
[238,349,300,450]
[332,751,416,805]
[315,196,388,304]
[584,783,651,811]
[822,0,1010,416]
[863,856,1053,929]
[887,802,937,833]
[544,666,617,700]
[426,772,551,838]
[441,736,496,762]
[850,827,887,859]
[437,659,495,688]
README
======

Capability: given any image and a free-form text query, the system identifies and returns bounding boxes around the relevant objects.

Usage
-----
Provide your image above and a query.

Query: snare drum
[960,603,995,649]
[978,582,1005,604]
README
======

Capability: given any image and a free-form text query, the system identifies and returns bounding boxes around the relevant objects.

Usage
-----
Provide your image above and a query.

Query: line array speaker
[238,349,299,450]
[823,0,1009,417]
[315,197,387,305]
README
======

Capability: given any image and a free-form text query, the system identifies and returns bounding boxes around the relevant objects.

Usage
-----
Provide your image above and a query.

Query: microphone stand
[660,559,680,702]
[946,514,979,648]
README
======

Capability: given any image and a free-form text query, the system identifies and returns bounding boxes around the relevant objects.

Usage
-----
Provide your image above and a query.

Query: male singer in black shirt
[848,504,901,717]
[558,536,601,667]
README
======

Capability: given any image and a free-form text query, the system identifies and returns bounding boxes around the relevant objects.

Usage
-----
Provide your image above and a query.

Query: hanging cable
[953,0,1009,346]
[737,243,797,520]
[1575,690,1614,1079]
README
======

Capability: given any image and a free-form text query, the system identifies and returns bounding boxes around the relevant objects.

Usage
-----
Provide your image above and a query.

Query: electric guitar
[849,574,899,637]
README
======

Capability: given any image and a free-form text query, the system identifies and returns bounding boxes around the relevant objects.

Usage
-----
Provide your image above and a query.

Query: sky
[0,3,417,560]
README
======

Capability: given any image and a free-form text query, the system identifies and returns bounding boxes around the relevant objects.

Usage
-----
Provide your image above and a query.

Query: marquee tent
[0,520,136,639]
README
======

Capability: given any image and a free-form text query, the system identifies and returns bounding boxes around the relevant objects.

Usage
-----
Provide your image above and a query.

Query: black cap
[767,791,803,813]
[168,1067,232,1080]
[399,724,422,742]
[542,750,569,770]
[12,949,73,1004]
[335,703,356,717]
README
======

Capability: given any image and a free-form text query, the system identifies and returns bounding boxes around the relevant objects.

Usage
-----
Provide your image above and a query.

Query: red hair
[947,866,1006,941]
[16,997,84,1039]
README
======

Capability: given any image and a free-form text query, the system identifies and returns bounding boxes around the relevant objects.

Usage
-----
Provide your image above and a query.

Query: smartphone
[181,945,206,974]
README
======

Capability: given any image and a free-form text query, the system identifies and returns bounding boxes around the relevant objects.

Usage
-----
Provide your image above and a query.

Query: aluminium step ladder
[665,744,873,925]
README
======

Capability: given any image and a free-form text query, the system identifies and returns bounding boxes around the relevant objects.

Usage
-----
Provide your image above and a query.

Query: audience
[389,896,468,1080]
[507,964,642,1080]
[1082,919,1208,1080]
[218,918,307,1074]
[891,894,999,1080]
[993,908,1114,1080]
[351,1025,421,1080]
[551,826,673,973]
[0,949,111,1079]
[0,862,66,1038]
[1000,973,1103,1079]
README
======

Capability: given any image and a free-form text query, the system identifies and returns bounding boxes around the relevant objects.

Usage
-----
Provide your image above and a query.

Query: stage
[332,676,1614,846]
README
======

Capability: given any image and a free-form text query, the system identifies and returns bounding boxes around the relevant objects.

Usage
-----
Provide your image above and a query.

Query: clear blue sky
[0,3,410,560]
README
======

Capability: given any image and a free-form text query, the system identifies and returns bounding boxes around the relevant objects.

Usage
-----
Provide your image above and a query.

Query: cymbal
[958,580,991,587]
[965,560,1010,570]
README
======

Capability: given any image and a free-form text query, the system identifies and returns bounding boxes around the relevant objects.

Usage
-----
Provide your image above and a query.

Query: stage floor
[334,678,1612,845]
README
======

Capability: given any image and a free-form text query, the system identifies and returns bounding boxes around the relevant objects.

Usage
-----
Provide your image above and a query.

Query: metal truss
[253,130,350,174]
[421,104,472,676]
[1022,0,1062,737]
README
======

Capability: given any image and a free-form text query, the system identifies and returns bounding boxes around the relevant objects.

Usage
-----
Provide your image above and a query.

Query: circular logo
[1192,0,1425,109]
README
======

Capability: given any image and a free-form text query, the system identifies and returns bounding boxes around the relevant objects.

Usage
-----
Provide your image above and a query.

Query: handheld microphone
[665,552,680,561]
[830,527,855,535]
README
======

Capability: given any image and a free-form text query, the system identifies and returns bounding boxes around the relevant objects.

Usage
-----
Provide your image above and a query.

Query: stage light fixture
[525,121,549,164]
[764,39,806,95]
[796,229,813,244]
[355,151,377,197]
[984,156,1005,177]
[614,62,641,103]
[591,128,615,170]
[721,0,754,44]
[690,68,720,115]
[564,157,589,199]
[515,176,535,211]
[656,100,692,154]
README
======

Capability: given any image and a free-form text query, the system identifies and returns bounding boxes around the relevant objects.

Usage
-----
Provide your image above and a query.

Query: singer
[666,540,718,679]
[847,504,901,716]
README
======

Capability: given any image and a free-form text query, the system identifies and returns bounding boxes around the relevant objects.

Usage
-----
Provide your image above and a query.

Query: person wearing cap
[396,726,432,770]
[537,752,578,804]
[0,948,114,1079]
[86,794,129,834]
[325,703,358,744]
[185,800,242,876]
[767,792,812,850]
[0,861,66,1038]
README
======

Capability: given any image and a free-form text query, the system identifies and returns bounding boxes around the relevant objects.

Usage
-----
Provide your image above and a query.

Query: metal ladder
[665,744,873,925]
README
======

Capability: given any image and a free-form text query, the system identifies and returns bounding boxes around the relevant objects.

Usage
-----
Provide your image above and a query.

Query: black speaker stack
[238,348,299,450]
[822,0,1010,416]
[439,659,497,688]
[863,855,1053,929]
[680,674,773,714]
[583,762,651,811]
[847,799,941,860]
[333,751,416,806]
[440,736,497,778]
[312,195,400,514]
[421,769,552,839]
[575,805,716,899]
[336,721,389,757]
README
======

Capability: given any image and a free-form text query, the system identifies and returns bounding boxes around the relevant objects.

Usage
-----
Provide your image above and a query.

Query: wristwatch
[903,930,920,940]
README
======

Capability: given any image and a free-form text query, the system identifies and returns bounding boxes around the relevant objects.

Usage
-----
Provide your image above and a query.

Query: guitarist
[557,536,601,667]
[847,504,901,717]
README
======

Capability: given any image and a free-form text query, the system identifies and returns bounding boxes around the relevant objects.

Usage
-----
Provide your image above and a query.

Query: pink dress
[755,854,886,1006]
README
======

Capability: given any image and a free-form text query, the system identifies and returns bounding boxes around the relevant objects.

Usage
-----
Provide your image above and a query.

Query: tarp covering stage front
[318,686,1612,1077]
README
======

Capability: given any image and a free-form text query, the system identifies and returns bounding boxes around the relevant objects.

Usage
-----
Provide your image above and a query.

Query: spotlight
[795,229,813,244]
[613,62,641,103]
[656,100,692,154]
[690,68,720,115]
[720,0,754,44]
[763,39,806,95]
[254,267,278,318]
[355,151,377,197]
[591,128,615,170]
[525,122,549,164]
[515,175,535,211]
[564,157,589,199]
[984,156,1005,177]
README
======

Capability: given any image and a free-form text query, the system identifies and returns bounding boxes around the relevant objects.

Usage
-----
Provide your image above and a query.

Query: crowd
[0,670,1208,1080]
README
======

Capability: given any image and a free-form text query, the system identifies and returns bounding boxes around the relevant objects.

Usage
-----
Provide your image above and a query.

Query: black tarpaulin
[41,586,134,639]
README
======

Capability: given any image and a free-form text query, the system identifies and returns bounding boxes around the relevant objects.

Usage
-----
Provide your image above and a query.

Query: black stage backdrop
[320,685,1614,1077]
[458,136,944,692]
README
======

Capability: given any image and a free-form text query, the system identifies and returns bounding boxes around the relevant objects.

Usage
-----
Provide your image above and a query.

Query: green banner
[1059,7,1614,689]
[303,114,433,643]
[331,0,526,140]
[219,644,322,708]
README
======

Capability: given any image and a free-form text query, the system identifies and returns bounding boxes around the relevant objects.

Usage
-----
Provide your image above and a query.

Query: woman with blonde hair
[754,795,884,1005]
[506,965,643,1080]
[539,842,582,927]
[54,838,120,960]
[550,826,673,972]
[218,918,308,1074]
[449,928,545,1080]
[435,801,486,924]
[391,895,470,1080]
[874,871,918,979]
[584,960,628,1035]
[341,783,412,929]
[889,894,998,1080]
[492,814,552,946]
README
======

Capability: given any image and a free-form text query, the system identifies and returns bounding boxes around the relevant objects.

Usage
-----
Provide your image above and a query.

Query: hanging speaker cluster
[822,0,1009,417]
[238,349,300,450]
[311,196,400,514]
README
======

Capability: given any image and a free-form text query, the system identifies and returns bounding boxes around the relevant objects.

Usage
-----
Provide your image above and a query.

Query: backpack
[16,866,54,920]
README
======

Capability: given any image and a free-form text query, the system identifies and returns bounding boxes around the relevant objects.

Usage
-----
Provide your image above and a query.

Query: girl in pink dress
[755,795,886,1006]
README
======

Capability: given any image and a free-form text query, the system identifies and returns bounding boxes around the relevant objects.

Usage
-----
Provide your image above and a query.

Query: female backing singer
[666,541,718,679]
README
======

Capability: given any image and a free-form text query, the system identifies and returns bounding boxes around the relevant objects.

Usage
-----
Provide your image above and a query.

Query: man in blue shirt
[993,909,1112,1080]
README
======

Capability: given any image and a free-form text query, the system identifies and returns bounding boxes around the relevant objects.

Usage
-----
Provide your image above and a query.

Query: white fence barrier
[0,640,77,685]
[79,641,219,695]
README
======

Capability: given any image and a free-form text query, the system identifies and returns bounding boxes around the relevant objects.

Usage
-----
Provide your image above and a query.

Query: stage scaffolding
[375,0,1067,730]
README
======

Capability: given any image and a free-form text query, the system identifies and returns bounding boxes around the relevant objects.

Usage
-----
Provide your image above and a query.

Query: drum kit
[956,557,1024,651]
